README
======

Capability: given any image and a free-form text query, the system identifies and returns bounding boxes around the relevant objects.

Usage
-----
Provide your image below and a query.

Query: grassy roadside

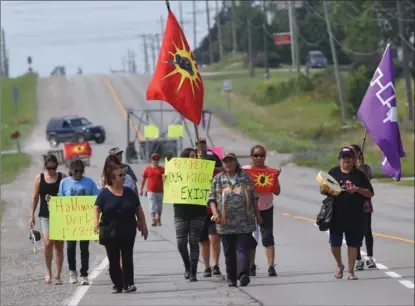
[1,73,37,185]
[203,70,414,182]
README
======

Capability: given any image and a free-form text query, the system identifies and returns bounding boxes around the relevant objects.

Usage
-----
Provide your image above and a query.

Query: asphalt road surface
[1,74,413,306]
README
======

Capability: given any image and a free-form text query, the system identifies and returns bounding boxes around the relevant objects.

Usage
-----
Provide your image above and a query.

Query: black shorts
[200,217,218,242]
[259,206,275,247]
[329,230,362,248]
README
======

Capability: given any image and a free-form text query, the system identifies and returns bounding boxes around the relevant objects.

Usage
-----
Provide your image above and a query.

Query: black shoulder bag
[316,196,335,231]
[98,220,117,245]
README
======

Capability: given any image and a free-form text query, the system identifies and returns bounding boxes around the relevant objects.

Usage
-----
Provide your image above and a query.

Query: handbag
[98,221,117,245]
[316,196,335,231]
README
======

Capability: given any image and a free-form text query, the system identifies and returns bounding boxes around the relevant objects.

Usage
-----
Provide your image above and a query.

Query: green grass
[1,73,38,150]
[203,71,414,178]
[1,152,31,184]
[373,178,414,186]
[200,53,247,72]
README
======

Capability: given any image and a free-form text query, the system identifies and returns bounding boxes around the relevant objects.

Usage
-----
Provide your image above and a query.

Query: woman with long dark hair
[94,163,148,293]
[173,148,207,282]
[349,144,376,270]
[29,154,66,285]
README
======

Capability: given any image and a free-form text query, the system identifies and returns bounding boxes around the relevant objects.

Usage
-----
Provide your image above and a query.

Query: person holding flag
[242,145,280,277]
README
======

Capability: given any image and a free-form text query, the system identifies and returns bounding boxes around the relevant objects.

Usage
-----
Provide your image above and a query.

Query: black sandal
[335,265,345,279]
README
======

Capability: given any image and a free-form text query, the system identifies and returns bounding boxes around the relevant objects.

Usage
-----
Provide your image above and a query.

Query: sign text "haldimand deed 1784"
[49,196,98,241]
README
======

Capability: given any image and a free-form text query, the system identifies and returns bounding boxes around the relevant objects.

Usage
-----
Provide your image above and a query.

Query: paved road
[1,74,413,306]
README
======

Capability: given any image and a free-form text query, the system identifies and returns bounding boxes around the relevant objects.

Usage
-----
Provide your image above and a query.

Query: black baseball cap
[195,138,207,145]
[338,146,355,158]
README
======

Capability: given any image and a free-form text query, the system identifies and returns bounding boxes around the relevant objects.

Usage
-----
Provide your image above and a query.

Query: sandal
[44,276,52,285]
[55,277,63,285]
[334,265,345,279]
[347,274,358,280]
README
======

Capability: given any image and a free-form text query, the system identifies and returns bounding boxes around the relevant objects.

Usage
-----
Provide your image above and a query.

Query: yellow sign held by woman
[49,196,98,241]
[163,158,215,205]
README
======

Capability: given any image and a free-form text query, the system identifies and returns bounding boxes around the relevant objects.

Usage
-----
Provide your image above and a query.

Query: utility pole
[140,34,150,74]
[121,56,126,73]
[215,0,224,61]
[231,0,237,56]
[323,0,345,123]
[179,1,184,28]
[205,0,214,64]
[155,33,160,51]
[262,0,269,79]
[247,18,254,78]
[287,1,296,71]
[397,1,414,121]
[149,35,156,73]
[192,0,197,50]
[159,15,165,39]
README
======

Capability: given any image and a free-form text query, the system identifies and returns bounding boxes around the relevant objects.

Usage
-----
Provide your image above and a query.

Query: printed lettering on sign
[49,196,98,241]
[163,158,215,205]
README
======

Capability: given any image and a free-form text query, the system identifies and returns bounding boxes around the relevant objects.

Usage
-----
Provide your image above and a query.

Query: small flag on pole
[146,5,204,125]
[357,43,406,181]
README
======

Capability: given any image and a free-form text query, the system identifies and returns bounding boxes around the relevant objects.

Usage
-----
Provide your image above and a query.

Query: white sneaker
[69,271,78,284]
[80,276,89,286]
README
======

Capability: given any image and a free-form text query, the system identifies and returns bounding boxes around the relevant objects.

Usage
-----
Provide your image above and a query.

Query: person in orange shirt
[140,153,165,226]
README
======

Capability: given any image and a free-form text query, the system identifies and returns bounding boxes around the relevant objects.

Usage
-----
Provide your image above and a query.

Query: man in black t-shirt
[195,138,223,277]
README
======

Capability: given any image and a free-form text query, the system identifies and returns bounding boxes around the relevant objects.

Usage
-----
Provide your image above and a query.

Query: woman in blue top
[58,159,100,286]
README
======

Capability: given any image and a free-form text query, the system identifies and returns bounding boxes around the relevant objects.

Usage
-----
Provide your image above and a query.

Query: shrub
[344,65,371,113]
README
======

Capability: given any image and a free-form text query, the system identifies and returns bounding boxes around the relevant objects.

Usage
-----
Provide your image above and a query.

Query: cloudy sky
[1,1,220,77]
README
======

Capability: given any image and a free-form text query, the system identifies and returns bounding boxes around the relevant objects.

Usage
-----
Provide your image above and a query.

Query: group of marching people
[28,139,377,293]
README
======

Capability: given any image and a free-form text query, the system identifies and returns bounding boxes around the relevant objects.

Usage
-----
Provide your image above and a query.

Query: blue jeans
[221,233,251,282]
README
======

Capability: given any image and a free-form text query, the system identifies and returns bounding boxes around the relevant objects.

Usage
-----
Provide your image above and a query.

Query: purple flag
[357,43,406,181]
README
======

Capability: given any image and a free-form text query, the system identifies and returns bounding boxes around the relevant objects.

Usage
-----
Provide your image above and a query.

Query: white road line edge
[64,257,109,306]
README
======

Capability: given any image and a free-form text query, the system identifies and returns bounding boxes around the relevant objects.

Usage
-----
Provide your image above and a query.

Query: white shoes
[69,271,89,286]
[69,271,78,284]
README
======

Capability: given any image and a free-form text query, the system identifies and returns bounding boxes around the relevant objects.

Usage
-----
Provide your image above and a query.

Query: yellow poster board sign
[163,158,215,205]
[167,124,184,138]
[49,196,98,241]
[144,125,160,139]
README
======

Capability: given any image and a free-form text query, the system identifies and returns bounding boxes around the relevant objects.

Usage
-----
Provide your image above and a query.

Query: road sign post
[12,87,20,115]
[223,80,232,109]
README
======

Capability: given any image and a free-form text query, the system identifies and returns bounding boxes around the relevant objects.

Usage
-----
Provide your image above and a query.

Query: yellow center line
[291,215,414,244]
[101,76,146,142]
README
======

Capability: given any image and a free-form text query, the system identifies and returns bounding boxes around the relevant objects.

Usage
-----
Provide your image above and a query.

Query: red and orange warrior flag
[63,142,92,161]
[146,7,204,125]
[244,168,280,193]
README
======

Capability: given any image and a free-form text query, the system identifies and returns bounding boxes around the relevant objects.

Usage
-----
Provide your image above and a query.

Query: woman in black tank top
[29,154,66,285]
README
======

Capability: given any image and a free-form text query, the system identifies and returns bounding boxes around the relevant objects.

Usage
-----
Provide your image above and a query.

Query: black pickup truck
[46,115,106,147]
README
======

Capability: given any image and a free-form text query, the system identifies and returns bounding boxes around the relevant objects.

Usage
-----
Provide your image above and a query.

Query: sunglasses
[73,169,84,174]
[46,166,57,171]
[152,158,160,161]
[252,154,265,158]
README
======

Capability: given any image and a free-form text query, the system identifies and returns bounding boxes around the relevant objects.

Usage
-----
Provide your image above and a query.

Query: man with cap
[108,147,138,183]
[140,153,165,226]
[196,138,223,277]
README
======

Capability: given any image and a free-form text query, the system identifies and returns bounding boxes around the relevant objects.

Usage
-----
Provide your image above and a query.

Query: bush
[345,65,371,113]
[250,73,316,106]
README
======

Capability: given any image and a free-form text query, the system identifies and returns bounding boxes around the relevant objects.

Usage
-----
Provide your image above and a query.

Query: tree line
[194,0,414,73]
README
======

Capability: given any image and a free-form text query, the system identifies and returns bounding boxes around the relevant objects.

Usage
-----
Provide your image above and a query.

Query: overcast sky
[1,1,219,77]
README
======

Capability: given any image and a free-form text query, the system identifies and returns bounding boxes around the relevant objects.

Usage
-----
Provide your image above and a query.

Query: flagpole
[163,0,201,148]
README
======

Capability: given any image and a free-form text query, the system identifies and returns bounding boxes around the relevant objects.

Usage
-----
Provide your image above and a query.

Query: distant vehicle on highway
[46,115,106,147]
[305,50,327,68]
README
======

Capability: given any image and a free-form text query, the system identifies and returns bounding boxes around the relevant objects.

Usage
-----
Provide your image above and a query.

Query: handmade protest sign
[49,196,98,241]
[163,158,215,205]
